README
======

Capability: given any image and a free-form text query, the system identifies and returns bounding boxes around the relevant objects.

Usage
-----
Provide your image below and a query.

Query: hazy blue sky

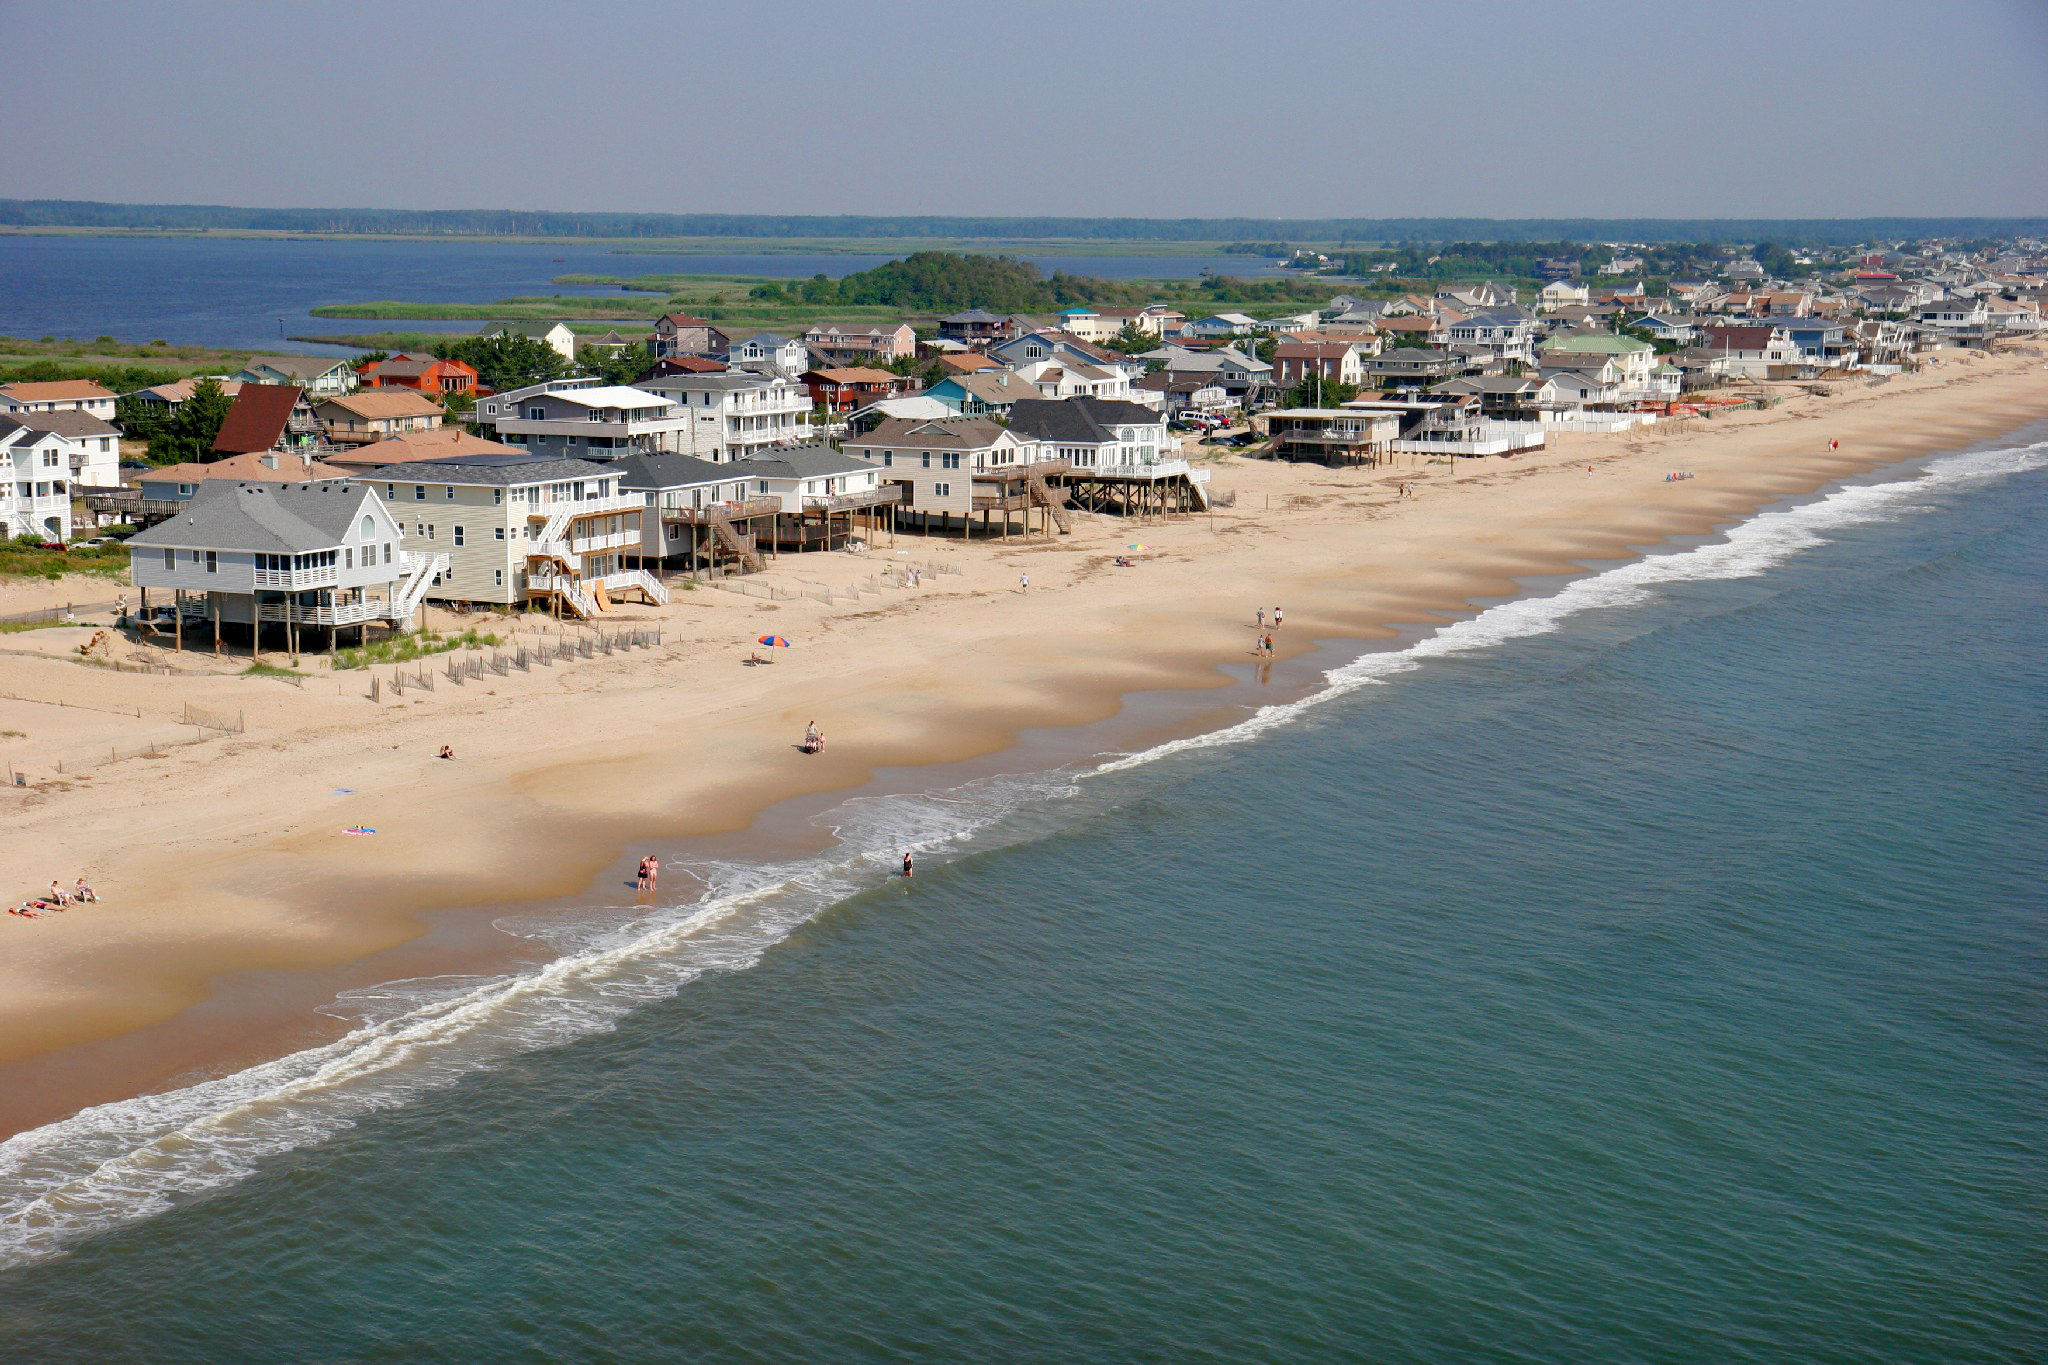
[5,0,2045,219]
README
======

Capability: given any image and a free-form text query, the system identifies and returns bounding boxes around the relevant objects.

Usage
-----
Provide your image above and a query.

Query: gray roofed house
[1006,398,1165,446]
[126,479,440,637]
[611,451,735,492]
[358,453,610,486]
[234,354,360,398]
[129,479,372,554]
[735,443,875,480]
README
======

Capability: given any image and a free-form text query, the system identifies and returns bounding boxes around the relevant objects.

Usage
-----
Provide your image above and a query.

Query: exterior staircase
[707,508,766,570]
[389,550,449,623]
[1027,470,1072,533]
[610,568,670,605]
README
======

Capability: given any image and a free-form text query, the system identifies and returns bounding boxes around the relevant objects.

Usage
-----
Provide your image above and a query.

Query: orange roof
[321,427,521,466]
[140,450,349,484]
[940,354,1001,374]
[0,379,115,401]
[314,389,445,420]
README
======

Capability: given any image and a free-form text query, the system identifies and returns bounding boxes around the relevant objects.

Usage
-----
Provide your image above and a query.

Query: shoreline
[3,347,2046,1140]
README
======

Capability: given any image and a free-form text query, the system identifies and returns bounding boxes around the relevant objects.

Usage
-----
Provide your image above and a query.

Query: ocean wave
[0,438,2038,1269]
[1091,438,2045,777]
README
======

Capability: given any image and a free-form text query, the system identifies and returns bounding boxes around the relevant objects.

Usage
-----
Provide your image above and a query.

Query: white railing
[256,596,385,625]
[528,491,645,522]
[594,569,670,605]
[1541,411,1654,433]
[391,550,448,620]
[253,565,339,589]
[1084,457,1203,481]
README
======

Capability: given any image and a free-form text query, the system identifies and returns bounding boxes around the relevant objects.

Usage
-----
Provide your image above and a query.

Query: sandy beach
[3,345,2045,1138]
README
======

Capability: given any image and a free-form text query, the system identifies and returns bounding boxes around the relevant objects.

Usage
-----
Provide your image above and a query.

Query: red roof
[211,383,303,455]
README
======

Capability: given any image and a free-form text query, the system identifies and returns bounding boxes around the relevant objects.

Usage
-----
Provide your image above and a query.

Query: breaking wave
[1,438,2039,1268]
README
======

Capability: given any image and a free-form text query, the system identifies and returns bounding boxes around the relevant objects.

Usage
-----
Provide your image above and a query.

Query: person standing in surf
[902,851,915,879]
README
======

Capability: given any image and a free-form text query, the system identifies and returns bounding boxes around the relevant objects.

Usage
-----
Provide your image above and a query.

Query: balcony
[661,496,781,524]
[802,484,903,513]
[253,565,341,589]
[527,491,646,520]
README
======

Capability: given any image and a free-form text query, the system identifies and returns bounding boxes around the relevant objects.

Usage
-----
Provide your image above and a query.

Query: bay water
[1,436,2042,1362]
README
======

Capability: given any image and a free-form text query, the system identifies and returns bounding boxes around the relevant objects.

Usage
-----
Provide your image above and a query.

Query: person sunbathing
[74,878,97,903]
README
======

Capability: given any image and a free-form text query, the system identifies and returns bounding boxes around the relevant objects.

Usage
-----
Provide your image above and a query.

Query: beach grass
[332,627,501,671]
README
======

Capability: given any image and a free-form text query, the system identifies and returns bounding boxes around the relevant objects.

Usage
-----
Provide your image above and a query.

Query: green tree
[431,333,571,391]
[1100,322,1157,355]
[1285,373,1358,407]
[578,341,656,386]
[113,393,172,445]
[147,378,232,464]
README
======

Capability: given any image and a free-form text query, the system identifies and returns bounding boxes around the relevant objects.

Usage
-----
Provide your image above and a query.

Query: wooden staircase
[1027,470,1072,534]
[707,508,766,570]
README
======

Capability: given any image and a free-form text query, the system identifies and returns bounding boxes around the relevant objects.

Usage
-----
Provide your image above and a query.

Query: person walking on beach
[1256,606,1266,629]
[1019,572,1030,594]
[1273,607,1284,631]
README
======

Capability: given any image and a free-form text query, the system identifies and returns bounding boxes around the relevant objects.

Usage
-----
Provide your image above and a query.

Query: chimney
[259,453,279,470]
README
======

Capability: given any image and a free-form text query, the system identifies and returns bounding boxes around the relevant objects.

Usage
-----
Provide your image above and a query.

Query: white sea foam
[1091,439,2045,777]
[0,439,2039,1268]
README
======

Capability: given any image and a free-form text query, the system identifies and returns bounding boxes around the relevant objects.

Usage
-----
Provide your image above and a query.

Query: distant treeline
[5,200,2044,246]
[748,253,1335,312]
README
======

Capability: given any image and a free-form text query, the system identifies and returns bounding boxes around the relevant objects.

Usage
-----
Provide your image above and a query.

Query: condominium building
[635,372,812,462]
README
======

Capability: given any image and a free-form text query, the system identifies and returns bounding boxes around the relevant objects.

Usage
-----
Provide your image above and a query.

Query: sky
[4,0,2046,221]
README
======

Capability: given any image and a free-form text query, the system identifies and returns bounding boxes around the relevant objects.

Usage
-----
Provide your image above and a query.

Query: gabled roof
[314,390,445,420]
[355,455,611,486]
[0,379,116,402]
[1006,398,1164,445]
[10,409,119,438]
[843,416,1012,450]
[323,428,519,467]
[242,354,351,380]
[133,378,243,404]
[611,451,738,491]
[212,383,304,454]
[1546,331,1652,354]
[139,450,350,485]
[736,444,874,480]
[943,371,1038,404]
[1700,325,1781,350]
[128,480,375,554]
[654,312,715,329]
[941,307,1004,324]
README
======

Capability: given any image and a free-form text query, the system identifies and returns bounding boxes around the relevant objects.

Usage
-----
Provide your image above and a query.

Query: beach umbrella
[757,634,791,648]
[1127,543,1154,552]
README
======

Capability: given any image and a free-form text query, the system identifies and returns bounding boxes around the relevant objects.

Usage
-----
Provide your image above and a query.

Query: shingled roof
[127,480,375,554]
[211,383,304,455]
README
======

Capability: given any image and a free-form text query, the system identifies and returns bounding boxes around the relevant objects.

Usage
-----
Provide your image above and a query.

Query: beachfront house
[735,445,899,551]
[313,389,447,446]
[801,322,917,367]
[1364,348,1463,392]
[1441,308,1539,367]
[841,415,1067,532]
[635,372,813,461]
[477,379,691,458]
[234,355,359,399]
[0,379,119,421]
[0,418,74,540]
[124,480,442,645]
[1006,398,1170,473]
[352,454,660,617]
[1263,408,1402,465]
[1698,325,1801,378]
[612,451,765,569]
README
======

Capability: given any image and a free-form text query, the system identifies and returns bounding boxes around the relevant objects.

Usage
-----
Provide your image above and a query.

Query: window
[383,543,393,565]
[921,453,931,468]
[360,515,374,539]
[881,452,893,467]
[934,482,951,497]
[190,549,200,565]
[345,548,354,568]
[494,527,505,541]
[445,486,455,500]
[178,483,195,496]
[453,526,465,547]
[385,483,396,499]
[162,548,174,570]
[205,551,217,574]
[493,569,504,586]
[426,525,435,540]
[413,485,426,501]
[493,488,502,505]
